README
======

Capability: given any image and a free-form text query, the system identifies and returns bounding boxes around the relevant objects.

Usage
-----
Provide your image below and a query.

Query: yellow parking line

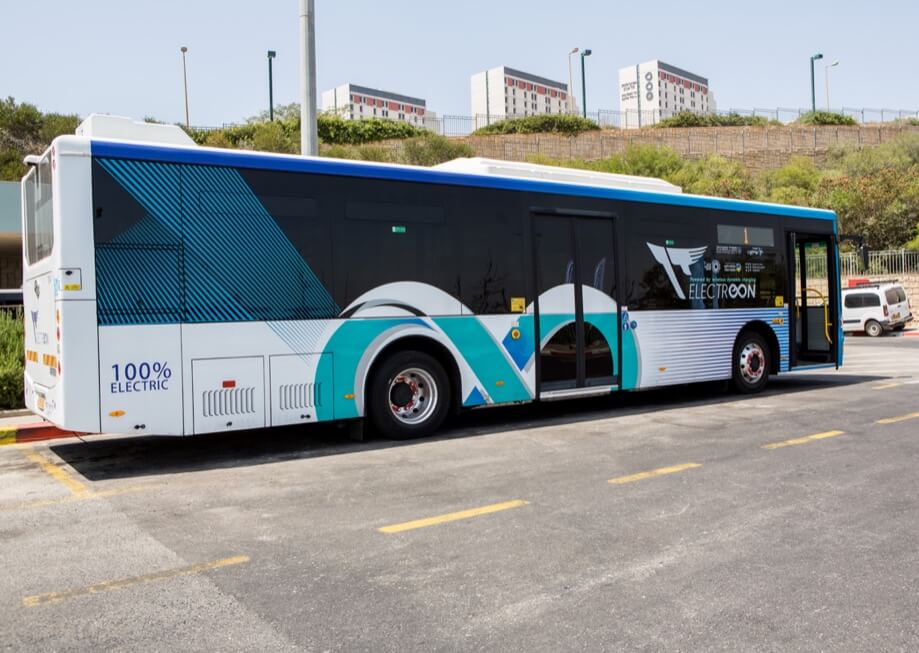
[23,555,250,607]
[0,485,156,512]
[378,499,529,534]
[608,462,701,485]
[20,447,88,496]
[873,382,901,390]
[762,430,845,450]
[876,412,919,425]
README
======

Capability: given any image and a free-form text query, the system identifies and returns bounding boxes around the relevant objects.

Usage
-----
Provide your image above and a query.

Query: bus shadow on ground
[52,372,882,482]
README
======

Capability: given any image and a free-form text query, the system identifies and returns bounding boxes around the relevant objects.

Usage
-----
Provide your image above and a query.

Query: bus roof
[86,137,836,223]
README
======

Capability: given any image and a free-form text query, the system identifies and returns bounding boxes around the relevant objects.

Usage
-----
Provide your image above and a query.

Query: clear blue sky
[3,0,918,126]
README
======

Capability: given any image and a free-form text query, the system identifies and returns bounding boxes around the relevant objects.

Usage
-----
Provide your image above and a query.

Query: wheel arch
[365,335,463,414]
[736,320,780,375]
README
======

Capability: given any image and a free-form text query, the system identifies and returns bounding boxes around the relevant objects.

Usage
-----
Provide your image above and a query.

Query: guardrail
[805,250,919,278]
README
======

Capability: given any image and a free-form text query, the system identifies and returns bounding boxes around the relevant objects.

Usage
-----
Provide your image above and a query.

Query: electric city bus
[21,115,842,440]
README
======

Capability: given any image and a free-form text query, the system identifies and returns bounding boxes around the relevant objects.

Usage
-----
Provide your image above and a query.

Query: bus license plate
[37,395,46,411]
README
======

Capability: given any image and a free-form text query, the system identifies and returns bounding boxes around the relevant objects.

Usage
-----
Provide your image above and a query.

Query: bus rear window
[25,154,54,264]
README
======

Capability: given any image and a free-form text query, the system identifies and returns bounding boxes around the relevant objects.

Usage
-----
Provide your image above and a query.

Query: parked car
[842,282,912,337]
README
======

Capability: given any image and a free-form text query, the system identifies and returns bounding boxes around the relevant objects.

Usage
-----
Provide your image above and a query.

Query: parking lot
[2,334,919,651]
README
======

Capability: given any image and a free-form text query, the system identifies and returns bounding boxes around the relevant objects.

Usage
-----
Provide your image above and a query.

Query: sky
[3,0,918,126]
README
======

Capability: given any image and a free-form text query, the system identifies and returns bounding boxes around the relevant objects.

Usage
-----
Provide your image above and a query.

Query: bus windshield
[24,153,54,264]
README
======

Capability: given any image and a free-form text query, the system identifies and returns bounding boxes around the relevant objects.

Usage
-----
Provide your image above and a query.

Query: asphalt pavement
[2,334,919,651]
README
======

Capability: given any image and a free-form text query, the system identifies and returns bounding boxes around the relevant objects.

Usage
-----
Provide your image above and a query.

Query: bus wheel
[864,320,883,337]
[732,331,770,394]
[368,351,450,439]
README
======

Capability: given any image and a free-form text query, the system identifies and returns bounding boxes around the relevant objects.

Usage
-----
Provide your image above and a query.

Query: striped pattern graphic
[95,158,339,325]
[630,308,790,388]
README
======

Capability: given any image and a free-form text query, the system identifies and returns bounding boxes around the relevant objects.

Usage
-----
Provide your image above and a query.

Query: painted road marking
[762,430,845,450]
[23,555,250,607]
[20,447,88,496]
[0,485,156,512]
[378,499,529,534]
[873,382,901,390]
[608,463,702,485]
[876,412,919,425]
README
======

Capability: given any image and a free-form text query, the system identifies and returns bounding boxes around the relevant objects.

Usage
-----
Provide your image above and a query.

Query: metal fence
[421,107,919,137]
[192,106,919,139]
[805,250,919,279]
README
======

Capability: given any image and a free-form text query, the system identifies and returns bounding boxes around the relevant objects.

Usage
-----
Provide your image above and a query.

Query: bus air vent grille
[202,387,257,417]
[278,383,320,410]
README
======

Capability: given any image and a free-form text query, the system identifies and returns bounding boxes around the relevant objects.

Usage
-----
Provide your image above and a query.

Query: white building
[618,60,716,128]
[321,83,428,127]
[471,66,570,128]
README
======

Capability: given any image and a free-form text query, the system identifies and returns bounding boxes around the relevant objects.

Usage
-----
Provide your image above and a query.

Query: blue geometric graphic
[95,157,340,325]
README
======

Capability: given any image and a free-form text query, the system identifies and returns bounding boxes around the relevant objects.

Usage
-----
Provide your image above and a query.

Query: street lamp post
[810,53,823,113]
[567,47,579,115]
[580,49,592,119]
[267,50,277,121]
[180,46,190,128]
[825,60,839,111]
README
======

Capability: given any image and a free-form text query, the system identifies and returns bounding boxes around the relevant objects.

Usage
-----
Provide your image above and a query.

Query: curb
[0,422,80,446]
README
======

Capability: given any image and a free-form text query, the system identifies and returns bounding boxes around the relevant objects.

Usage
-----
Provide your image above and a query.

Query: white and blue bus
[22,115,842,440]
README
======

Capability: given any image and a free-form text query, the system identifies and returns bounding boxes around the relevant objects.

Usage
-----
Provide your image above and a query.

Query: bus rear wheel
[732,331,770,394]
[368,350,450,439]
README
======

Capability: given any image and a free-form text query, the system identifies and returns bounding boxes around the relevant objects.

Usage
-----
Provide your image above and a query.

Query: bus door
[788,232,839,368]
[532,212,619,398]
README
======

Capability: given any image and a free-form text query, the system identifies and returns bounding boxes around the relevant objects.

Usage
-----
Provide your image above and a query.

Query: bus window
[25,154,54,264]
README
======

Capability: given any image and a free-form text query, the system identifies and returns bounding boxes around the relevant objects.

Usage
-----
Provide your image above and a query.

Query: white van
[842,282,913,336]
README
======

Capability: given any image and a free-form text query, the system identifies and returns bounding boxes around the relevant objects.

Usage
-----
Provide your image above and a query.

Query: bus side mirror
[23,155,41,167]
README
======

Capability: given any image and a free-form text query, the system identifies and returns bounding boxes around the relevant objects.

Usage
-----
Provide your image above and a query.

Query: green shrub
[400,134,474,166]
[795,111,857,126]
[320,143,398,163]
[473,114,600,136]
[251,121,296,154]
[654,111,772,128]
[0,309,24,409]
[317,115,424,144]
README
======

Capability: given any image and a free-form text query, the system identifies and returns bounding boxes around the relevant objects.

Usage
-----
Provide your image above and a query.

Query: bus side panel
[23,138,101,433]
[98,325,184,435]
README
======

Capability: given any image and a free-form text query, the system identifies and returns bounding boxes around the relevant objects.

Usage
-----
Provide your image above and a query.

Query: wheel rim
[388,367,438,425]
[739,342,766,385]
[867,322,881,336]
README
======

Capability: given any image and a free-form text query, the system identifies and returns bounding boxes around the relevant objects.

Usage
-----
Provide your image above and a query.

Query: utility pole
[299,0,317,156]
[180,46,190,128]
[267,50,277,121]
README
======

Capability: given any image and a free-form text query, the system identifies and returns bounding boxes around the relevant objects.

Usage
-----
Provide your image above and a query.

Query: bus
[21,115,842,440]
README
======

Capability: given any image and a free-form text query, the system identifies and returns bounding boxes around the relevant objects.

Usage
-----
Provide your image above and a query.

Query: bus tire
[732,330,770,394]
[864,320,883,337]
[367,350,450,440]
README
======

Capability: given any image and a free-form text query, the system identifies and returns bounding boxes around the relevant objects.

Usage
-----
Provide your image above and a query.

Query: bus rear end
[22,138,101,432]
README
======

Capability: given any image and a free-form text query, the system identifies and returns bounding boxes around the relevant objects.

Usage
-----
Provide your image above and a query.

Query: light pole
[567,47,579,114]
[267,50,277,121]
[825,60,839,111]
[580,49,592,119]
[180,46,190,128]
[810,53,823,113]
[299,0,317,156]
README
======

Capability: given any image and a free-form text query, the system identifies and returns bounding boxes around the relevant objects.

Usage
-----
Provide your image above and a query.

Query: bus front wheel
[732,331,770,394]
[368,350,450,439]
